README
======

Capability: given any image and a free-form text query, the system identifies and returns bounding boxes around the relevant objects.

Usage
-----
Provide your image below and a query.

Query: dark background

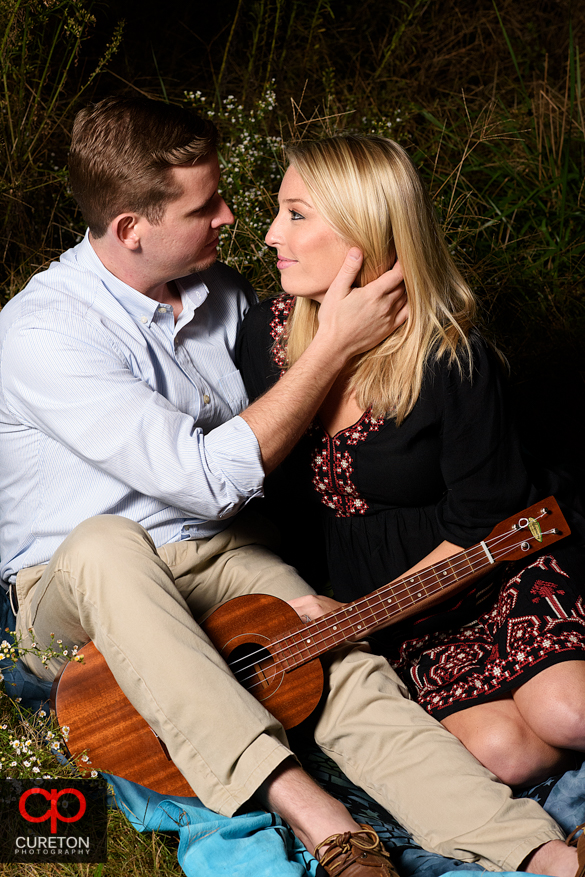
[2,0,584,489]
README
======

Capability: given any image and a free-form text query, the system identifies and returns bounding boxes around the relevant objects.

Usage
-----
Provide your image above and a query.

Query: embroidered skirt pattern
[392,553,585,720]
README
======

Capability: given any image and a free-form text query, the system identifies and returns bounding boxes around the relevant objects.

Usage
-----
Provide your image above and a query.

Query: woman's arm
[288,540,463,621]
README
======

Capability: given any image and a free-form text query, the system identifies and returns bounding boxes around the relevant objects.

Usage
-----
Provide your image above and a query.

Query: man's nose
[215,198,234,226]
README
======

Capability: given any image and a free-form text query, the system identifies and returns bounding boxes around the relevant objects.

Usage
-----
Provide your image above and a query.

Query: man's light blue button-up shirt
[0,233,264,583]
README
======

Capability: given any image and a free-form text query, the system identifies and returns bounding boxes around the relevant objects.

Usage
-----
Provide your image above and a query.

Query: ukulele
[53,496,569,797]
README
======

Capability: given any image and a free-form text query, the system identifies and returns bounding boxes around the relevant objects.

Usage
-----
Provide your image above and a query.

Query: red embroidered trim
[269,295,295,373]
[311,412,384,517]
[268,294,384,517]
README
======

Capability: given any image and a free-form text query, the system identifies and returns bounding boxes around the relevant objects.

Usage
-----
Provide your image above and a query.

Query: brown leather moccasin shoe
[567,823,585,877]
[315,824,398,877]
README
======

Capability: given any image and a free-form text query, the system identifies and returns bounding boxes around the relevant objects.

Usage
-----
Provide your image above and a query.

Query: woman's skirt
[390,544,585,720]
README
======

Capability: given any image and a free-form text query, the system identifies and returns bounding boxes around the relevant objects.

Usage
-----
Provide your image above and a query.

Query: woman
[237,134,585,790]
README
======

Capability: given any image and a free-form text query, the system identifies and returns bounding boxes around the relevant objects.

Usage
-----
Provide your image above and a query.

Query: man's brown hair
[69,96,218,238]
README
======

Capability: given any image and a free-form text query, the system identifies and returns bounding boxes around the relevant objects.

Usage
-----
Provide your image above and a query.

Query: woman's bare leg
[442,696,573,787]
[513,661,585,751]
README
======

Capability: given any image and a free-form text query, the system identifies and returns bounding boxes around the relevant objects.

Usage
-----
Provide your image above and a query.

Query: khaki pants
[15,512,563,869]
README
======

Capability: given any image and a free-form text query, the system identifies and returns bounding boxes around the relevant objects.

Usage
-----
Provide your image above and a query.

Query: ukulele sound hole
[228,642,276,693]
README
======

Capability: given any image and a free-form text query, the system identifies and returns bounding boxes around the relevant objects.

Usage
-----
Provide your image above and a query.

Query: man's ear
[110,213,142,250]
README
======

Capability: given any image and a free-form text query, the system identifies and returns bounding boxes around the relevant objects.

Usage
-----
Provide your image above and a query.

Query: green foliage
[0,1,584,867]
[0,633,183,877]
[0,0,123,299]
[0,635,182,877]
[408,34,585,346]
[0,808,182,877]
[185,86,284,296]
[0,694,75,780]
[0,631,84,779]
[0,2,582,871]
[182,69,585,351]
[214,0,336,102]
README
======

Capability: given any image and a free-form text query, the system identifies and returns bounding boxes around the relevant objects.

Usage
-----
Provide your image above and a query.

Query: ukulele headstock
[486,496,569,563]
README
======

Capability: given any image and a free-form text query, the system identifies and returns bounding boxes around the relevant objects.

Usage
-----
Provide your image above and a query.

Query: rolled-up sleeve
[2,316,264,522]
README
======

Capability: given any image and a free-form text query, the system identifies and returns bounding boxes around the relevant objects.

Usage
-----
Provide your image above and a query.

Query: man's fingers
[396,297,410,328]
[365,259,404,298]
[287,594,345,620]
[316,254,408,356]
[325,248,363,298]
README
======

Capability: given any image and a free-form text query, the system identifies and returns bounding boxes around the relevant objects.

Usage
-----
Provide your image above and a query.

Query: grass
[0,0,124,291]
[2,0,584,338]
[1,0,584,870]
[0,653,182,877]
[0,807,183,877]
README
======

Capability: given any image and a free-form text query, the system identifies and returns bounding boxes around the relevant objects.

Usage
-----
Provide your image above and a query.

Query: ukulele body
[53,496,569,797]
[203,593,325,728]
[53,594,323,796]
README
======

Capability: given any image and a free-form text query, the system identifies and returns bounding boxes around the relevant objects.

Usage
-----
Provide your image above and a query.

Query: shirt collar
[72,231,211,326]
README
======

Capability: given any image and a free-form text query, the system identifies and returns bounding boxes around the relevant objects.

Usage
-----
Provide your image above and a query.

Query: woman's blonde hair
[281,135,478,423]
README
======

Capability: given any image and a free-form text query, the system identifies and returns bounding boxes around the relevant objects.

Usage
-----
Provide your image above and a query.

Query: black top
[237,294,582,638]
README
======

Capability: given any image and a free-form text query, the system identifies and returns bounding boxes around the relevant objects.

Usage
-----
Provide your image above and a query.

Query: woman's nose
[265,219,278,246]
[265,210,284,247]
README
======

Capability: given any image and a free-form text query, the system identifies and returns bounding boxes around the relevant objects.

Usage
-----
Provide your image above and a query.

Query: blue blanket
[2,590,582,877]
[100,744,585,877]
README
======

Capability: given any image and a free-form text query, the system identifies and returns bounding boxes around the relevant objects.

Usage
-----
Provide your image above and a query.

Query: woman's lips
[276,256,297,270]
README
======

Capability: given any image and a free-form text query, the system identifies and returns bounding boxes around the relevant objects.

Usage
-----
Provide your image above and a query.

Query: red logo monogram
[19,788,86,833]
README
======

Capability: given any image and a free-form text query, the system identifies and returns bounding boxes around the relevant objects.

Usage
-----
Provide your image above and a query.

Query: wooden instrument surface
[53,496,569,796]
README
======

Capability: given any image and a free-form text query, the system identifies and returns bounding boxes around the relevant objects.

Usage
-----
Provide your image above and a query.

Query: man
[0,96,578,877]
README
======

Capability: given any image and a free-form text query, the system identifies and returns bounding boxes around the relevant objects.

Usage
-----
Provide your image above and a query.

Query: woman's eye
[289,209,304,221]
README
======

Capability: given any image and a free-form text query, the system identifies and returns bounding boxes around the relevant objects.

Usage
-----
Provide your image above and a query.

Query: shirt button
[158,306,166,314]
[140,316,148,324]
[203,394,210,405]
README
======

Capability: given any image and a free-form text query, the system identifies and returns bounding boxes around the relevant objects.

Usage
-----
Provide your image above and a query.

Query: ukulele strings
[228,522,533,678]
[230,517,556,692]
[232,530,533,692]
[231,521,555,691]
[231,521,555,692]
